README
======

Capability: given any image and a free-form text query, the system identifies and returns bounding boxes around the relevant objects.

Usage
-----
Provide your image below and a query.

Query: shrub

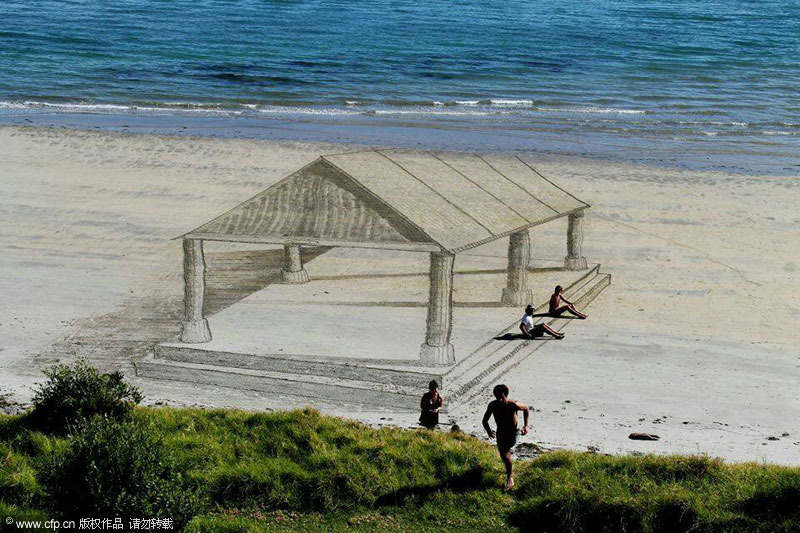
[31,359,142,432]
[43,416,202,529]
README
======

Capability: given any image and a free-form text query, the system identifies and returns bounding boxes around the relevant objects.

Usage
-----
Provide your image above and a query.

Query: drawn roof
[184,150,589,254]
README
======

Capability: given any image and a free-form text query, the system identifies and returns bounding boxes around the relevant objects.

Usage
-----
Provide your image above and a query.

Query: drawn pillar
[180,238,212,343]
[280,244,310,283]
[501,229,533,306]
[564,210,588,270]
[420,251,456,366]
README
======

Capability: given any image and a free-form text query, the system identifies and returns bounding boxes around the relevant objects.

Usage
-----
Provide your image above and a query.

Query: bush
[43,416,202,529]
[31,359,142,432]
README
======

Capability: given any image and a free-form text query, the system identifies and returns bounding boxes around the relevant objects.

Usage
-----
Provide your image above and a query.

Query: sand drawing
[134,150,610,409]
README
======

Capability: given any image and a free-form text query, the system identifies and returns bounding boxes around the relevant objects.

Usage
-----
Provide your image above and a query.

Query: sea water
[0,0,798,173]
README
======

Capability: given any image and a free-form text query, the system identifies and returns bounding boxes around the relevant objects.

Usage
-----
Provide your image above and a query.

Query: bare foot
[505,477,515,490]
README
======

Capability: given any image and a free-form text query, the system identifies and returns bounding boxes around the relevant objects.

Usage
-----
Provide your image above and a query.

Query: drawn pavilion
[178,150,591,366]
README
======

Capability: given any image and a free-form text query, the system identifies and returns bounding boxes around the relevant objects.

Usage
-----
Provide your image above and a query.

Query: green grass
[511,452,800,532]
[185,489,513,533]
[1,406,798,532]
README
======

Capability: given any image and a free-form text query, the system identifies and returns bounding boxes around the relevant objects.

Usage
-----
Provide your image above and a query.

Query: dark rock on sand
[629,432,660,441]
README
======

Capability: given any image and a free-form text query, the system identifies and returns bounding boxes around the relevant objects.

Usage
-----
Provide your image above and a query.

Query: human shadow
[374,465,488,508]
[529,312,581,319]
[494,332,546,341]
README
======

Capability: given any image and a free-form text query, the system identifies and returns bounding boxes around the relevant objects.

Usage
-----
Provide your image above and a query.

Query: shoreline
[2,110,798,177]
[0,125,798,465]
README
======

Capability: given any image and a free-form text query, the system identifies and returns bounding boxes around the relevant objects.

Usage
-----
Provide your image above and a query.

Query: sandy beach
[1,125,798,464]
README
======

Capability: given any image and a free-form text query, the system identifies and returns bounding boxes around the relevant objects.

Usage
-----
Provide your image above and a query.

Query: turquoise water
[1,0,798,172]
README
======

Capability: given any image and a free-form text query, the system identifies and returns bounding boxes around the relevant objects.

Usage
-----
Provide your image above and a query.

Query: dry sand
[1,126,798,464]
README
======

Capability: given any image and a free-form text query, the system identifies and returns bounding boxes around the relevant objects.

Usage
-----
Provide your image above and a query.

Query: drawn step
[135,357,421,411]
[154,344,443,389]
[447,271,611,408]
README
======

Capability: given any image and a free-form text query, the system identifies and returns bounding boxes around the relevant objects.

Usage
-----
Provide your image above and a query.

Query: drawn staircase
[442,264,610,408]
[135,346,442,410]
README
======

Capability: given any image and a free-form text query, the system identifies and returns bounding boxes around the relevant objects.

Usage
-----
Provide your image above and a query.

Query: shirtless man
[549,285,587,319]
[482,384,530,490]
[520,304,564,339]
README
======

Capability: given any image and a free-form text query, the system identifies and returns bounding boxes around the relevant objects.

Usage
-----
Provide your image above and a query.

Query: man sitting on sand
[549,285,587,319]
[520,304,564,339]
[482,384,529,490]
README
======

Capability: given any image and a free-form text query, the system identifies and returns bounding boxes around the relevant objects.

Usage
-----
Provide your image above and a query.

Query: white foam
[489,99,534,106]
[131,105,242,115]
[157,101,222,108]
[24,101,132,111]
[537,106,646,115]
[370,108,493,116]
[679,120,748,127]
[258,106,360,116]
[2,100,249,116]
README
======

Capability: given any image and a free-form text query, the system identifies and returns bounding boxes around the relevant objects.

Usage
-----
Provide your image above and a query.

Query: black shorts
[521,323,544,338]
[497,431,518,454]
[419,410,439,428]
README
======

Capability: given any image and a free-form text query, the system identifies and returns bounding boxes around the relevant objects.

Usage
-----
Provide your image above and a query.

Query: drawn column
[281,244,310,283]
[180,238,212,343]
[564,210,588,270]
[501,229,533,306]
[420,251,456,366]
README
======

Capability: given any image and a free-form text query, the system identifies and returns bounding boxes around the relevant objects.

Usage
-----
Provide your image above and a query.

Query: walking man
[482,384,529,490]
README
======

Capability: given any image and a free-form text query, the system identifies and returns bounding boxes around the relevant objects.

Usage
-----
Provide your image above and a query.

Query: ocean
[1,0,798,174]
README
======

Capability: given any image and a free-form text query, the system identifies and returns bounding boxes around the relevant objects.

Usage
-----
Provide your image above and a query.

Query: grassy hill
[2,406,799,532]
